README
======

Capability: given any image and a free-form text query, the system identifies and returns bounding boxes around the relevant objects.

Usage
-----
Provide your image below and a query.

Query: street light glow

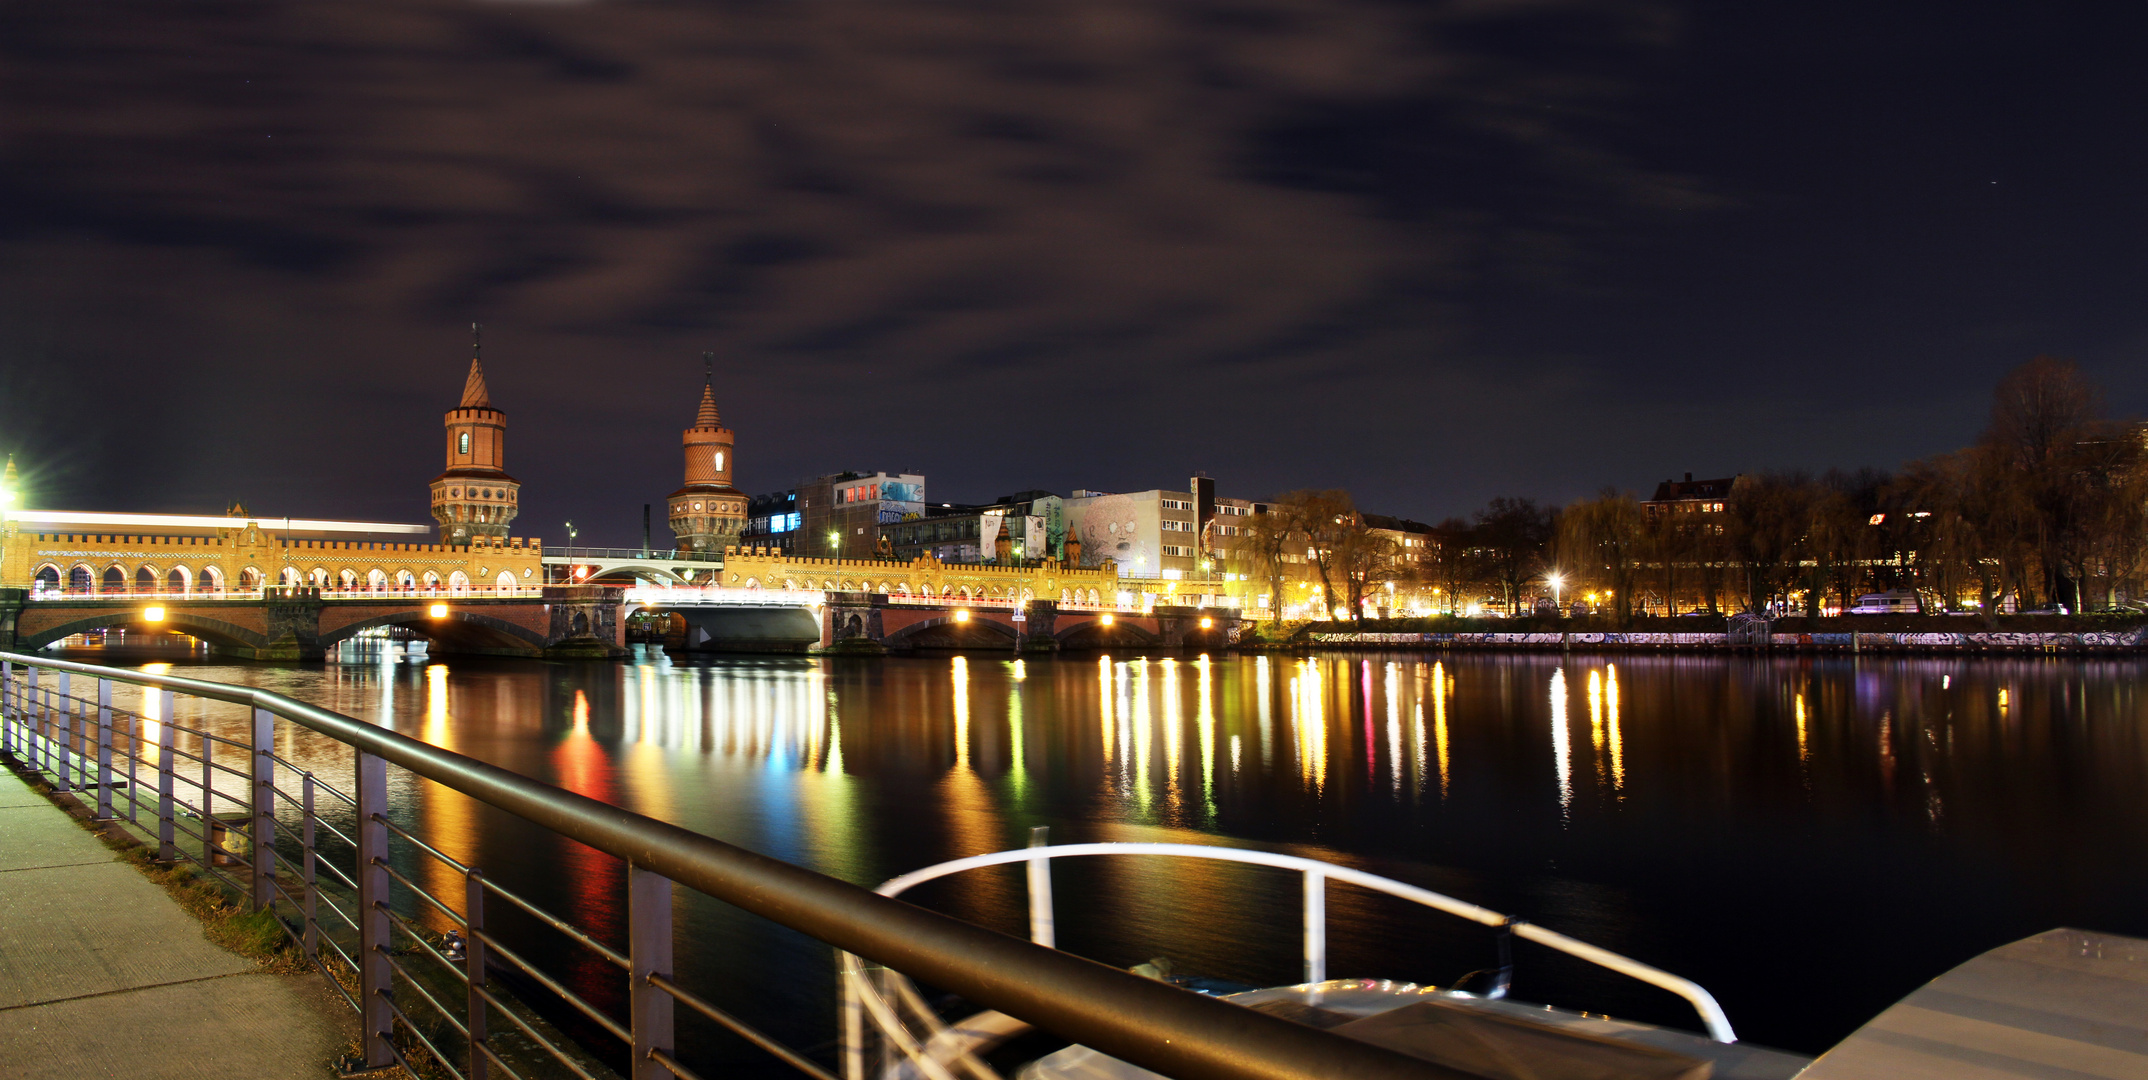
[429,603,449,618]
[142,606,165,623]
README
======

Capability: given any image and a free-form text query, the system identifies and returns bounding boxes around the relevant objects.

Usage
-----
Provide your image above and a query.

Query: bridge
[622,584,1240,654]
[0,586,627,660]
[541,545,721,586]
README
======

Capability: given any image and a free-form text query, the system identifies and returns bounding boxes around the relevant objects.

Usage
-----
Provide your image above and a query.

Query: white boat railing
[840,841,1735,1080]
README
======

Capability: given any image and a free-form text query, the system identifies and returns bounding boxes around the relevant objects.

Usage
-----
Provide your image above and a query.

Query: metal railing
[843,839,1735,1080]
[28,586,548,602]
[0,650,1459,1080]
[623,587,826,609]
[542,547,722,564]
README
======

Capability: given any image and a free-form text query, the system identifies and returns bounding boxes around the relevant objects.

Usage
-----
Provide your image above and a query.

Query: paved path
[0,767,354,1079]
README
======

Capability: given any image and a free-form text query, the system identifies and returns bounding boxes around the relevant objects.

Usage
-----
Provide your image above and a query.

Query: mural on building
[1077,494,1149,571]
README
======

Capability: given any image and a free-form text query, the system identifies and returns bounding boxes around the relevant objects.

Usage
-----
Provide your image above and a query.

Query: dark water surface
[72,644,2148,1068]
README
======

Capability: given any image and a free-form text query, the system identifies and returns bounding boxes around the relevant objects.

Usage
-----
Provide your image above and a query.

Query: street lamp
[1548,572,1566,613]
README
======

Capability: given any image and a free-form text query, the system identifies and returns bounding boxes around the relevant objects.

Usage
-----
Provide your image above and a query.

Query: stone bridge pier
[817,595,1238,655]
[0,586,627,661]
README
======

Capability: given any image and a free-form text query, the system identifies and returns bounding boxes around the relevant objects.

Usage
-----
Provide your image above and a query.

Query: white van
[1848,590,1921,615]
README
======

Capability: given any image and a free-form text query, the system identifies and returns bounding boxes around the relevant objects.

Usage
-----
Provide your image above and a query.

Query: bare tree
[1471,497,1552,615]
[1562,489,1646,624]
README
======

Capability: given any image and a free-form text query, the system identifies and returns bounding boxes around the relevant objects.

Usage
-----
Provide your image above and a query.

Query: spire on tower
[695,351,720,428]
[460,323,492,409]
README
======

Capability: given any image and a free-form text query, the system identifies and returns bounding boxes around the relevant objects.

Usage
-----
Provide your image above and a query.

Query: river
[51,641,2148,1071]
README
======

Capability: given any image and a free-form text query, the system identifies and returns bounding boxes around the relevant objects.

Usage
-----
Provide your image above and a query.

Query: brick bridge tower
[667,353,745,554]
[429,326,520,545]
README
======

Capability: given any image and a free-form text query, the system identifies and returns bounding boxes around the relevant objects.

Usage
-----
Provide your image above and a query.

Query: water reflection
[64,644,2148,1061]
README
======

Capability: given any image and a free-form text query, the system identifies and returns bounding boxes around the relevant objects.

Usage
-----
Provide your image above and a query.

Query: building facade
[429,349,520,545]
[1064,486,1203,578]
[666,369,747,554]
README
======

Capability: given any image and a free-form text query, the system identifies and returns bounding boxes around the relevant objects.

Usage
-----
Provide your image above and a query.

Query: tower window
[459,432,471,455]
[714,451,724,473]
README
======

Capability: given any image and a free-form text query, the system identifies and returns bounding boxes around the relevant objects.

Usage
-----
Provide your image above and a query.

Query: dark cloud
[2,1,2140,541]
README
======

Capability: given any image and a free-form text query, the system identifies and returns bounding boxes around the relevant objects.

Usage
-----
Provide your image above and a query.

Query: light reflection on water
[48,641,2148,1062]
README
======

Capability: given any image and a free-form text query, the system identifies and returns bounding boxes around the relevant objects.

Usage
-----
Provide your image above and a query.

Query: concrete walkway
[0,767,354,1079]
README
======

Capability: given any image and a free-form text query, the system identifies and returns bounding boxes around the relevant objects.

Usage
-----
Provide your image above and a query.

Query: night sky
[3,2,2143,545]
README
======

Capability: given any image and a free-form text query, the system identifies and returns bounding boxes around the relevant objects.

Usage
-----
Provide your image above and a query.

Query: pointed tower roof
[461,357,492,408]
[460,322,492,408]
[694,351,720,427]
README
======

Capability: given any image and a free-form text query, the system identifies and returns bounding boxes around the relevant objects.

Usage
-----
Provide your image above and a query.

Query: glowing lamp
[1199,616,1213,628]
[429,603,449,618]
[142,606,165,623]
[953,609,970,623]
[1100,613,1115,626]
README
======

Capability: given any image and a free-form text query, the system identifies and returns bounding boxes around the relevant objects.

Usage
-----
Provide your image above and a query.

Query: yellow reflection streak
[636,663,659,746]
[951,657,970,770]
[1255,654,1274,765]
[1587,669,1605,786]
[1551,668,1572,821]
[1385,662,1403,795]
[1295,659,1325,793]
[1008,667,1027,793]
[1161,659,1182,814]
[1607,663,1623,793]
[425,663,451,748]
[1132,662,1152,813]
[1431,661,1449,800]
[1195,654,1216,815]
[140,662,172,748]
[1794,690,1809,762]
[1098,655,1115,775]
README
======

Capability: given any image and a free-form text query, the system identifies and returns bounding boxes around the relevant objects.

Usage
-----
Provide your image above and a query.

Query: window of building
[458,432,470,455]
[1162,545,1191,557]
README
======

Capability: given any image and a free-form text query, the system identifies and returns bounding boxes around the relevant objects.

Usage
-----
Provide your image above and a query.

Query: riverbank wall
[1295,626,2148,653]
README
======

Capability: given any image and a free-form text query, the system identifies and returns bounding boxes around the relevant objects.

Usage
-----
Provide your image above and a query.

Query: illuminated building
[429,332,521,545]
[666,358,747,554]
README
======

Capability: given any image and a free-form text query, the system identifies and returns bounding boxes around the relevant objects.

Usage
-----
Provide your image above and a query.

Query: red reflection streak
[551,689,624,961]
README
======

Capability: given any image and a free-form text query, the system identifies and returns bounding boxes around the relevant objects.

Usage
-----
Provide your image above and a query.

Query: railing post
[356,749,394,1069]
[52,671,71,791]
[201,729,215,868]
[1303,868,1327,989]
[126,712,140,826]
[155,691,176,863]
[466,868,489,1080]
[301,773,319,961]
[1,658,14,755]
[1026,825,1056,948]
[250,707,275,912]
[95,679,113,820]
[25,664,43,772]
[628,864,675,1080]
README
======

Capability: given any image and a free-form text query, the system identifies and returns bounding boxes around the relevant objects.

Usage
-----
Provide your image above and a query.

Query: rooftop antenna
[703,350,713,385]
[472,321,482,359]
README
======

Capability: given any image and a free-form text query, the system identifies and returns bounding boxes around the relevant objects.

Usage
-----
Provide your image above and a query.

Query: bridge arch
[318,611,549,656]
[1055,617,1159,649]
[882,614,1020,651]
[19,610,268,654]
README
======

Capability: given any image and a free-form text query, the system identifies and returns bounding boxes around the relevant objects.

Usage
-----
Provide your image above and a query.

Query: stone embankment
[1267,615,2148,653]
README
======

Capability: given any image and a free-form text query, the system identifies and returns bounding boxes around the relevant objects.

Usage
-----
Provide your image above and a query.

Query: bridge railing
[26,586,551,602]
[543,547,722,564]
[0,651,1448,1080]
[624,587,825,608]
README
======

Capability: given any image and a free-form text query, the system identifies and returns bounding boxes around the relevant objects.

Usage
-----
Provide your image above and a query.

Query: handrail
[0,650,1460,1080]
[869,843,1736,1044]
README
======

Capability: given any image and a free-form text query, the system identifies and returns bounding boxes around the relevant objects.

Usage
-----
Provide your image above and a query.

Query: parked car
[1848,590,1921,615]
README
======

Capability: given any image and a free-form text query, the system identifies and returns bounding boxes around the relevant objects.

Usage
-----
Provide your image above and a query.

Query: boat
[841,841,2148,1080]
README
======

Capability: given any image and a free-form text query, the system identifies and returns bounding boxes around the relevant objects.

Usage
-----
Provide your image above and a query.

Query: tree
[1471,497,1552,615]
[1273,490,1356,619]
[1561,489,1645,624]
[1334,526,1401,628]
[1240,504,1298,625]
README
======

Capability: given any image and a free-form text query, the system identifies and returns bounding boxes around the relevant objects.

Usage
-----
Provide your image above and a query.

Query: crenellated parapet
[715,545,1234,608]
[1,520,543,594]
